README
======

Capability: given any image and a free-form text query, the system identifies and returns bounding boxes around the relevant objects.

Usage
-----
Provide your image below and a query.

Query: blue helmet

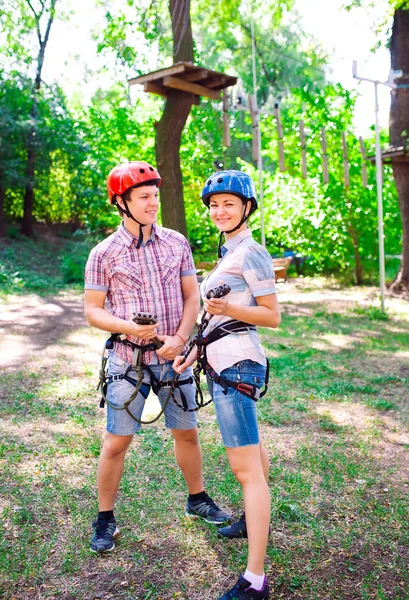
[201,170,258,215]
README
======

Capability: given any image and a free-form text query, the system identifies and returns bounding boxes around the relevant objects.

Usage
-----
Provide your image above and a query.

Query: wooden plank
[223,90,231,147]
[274,104,285,172]
[321,127,329,184]
[163,75,221,99]
[128,63,187,86]
[342,132,350,187]
[144,81,200,105]
[201,76,227,88]
[359,136,368,188]
[182,69,208,82]
[299,120,307,178]
[248,94,259,162]
[144,82,167,97]
[272,257,292,282]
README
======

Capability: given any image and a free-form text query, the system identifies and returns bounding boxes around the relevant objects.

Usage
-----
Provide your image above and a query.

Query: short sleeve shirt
[84,222,196,364]
[200,229,276,373]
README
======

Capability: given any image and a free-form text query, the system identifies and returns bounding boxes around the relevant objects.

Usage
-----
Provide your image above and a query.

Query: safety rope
[97,283,268,424]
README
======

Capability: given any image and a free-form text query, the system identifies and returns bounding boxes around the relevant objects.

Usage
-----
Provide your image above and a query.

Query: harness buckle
[237,382,260,400]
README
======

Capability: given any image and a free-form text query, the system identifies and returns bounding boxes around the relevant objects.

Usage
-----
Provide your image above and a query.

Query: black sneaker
[217,575,269,600]
[218,513,247,539]
[186,493,231,524]
[90,518,120,553]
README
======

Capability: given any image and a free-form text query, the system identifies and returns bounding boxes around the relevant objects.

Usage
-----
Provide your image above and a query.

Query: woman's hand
[203,296,230,316]
[172,346,197,374]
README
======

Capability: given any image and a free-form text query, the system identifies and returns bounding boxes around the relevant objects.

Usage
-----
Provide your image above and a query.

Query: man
[84,161,230,553]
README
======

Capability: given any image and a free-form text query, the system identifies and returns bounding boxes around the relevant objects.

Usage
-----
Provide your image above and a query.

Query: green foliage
[254,84,401,279]
[192,0,327,103]
[70,85,160,231]
[0,0,403,283]
[0,232,96,294]
[59,238,97,284]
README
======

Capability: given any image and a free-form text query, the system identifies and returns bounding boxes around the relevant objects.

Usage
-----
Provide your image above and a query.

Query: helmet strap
[122,199,146,249]
[217,232,224,259]
[217,203,249,257]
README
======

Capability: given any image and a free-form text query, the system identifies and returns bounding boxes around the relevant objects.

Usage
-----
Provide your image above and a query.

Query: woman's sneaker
[186,493,231,524]
[218,513,247,539]
[90,518,120,553]
[217,575,270,600]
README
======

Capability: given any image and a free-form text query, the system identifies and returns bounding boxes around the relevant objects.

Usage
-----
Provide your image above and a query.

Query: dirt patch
[0,292,90,372]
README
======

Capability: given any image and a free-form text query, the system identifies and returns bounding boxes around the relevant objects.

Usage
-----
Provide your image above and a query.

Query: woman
[173,170,280,600]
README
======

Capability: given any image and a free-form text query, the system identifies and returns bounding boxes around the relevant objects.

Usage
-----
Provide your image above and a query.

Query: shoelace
[224,581,244,600]
[201,496,221,515]
[94,521,115,539]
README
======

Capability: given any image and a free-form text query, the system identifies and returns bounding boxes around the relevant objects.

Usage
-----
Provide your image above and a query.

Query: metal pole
[352,60,395,311]
[374,82,386,311]
[251,18,266,247]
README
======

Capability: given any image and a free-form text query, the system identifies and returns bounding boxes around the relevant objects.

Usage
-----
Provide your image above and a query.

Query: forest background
[0,0,405,287]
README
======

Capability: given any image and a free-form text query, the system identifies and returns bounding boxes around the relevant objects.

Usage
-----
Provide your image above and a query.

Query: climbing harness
[97,283,269,425]
[97,312,194,425]
[181,283,269,404]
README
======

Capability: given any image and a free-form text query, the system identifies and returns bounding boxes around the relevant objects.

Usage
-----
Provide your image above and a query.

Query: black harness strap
[98,335,196,424]
[195,320,269,402]
[195,319,256,346]
[204,357,270,402]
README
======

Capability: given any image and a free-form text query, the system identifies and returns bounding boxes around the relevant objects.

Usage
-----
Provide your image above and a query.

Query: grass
[1,241,409,599]
[0,228,98,295]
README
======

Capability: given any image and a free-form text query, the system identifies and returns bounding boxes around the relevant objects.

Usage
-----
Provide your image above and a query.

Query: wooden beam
[201,76,227,88]
[163,75,221,99]
[299,120,307,178]
[144,82,167,97]
[223,90,231,147]
[182,69,208,82]
[359,136,368,187]
[320,127,328,184]
[128,63,186,86]
[342,131,350,187]
[143,81,200,104]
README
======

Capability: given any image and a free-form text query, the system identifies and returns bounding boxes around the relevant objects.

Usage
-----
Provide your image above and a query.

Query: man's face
[122,184,160,225]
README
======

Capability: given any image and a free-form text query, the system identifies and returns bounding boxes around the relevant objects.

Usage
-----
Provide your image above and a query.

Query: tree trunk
[351,232,363,285]
[21,0,56,237]
[155,0,194,236]
[0,183,5,237]
[389,8,409,295]
[21,142,36,236]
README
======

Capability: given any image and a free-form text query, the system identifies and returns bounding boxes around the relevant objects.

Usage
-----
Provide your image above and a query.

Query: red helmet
[107,161,161,204]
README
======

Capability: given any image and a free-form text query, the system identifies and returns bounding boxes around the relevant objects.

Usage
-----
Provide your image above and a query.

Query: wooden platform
[128,62,237,101]
[367,145,409,164]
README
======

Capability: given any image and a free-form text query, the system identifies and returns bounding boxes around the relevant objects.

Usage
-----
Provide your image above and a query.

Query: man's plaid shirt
[84,222,196,364]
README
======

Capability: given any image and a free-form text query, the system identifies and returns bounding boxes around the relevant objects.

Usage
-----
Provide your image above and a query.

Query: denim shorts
[105,353,197,435]
[206,359,267,448]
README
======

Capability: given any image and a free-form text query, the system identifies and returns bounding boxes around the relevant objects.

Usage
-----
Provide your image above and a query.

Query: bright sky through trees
[295,0,392,134]
[42,0,392,133]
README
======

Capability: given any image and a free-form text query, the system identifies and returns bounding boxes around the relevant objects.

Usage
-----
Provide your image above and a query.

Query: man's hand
[125,319,160,340]
[155,335,185,361]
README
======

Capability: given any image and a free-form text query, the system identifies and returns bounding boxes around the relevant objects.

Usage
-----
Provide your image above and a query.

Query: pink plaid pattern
[85,223,196,364]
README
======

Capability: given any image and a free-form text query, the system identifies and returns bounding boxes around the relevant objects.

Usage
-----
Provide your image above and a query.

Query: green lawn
[0,240,408,599]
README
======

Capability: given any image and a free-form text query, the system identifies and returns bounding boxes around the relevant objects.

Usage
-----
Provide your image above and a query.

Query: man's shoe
[186,493,231,524]
[218,513,247,539]
[90,518,120,553]
[217,575,269,600]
